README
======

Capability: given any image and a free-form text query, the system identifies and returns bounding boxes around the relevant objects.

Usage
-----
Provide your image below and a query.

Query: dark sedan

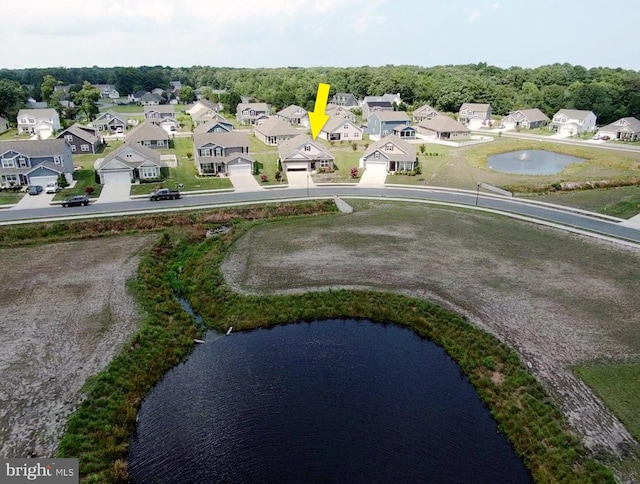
[61,195,90,207]
[28,185,43,195]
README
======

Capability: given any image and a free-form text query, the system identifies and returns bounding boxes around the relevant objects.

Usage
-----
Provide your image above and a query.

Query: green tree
[222,90,241,114]
[199,87,214,100]
[57,173,69,189]
[73,81,100,121]
[41,75,60,104]
[0,79,27,121]
[179,85,195,104]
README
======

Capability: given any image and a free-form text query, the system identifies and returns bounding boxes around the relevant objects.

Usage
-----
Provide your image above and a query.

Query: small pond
[128,319,531,483]
[487,149,585,175]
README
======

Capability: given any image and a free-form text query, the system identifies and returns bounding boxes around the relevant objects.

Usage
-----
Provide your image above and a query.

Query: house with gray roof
[254,117,300,146]
[193,132,253,175]
[278,134,334,172]
[597,117,640,141]
[236,102,271,125]
[331,93,358,108]
[141,92,163,106]
[318,116,363,142]
[94,142,165,184]
[93,84,119,99]
[193,118,233,134]
[17,108,61,137]
[458,103,492,126]
[360,135,417,173]
[0,139,73,188]
[326,104,357,123]
[186,99,221,118]
[276,105,309,127]
[393,125,417,140]
[412,104,438,124]
[550,109,597,135]
[0,116,8,134]
[417,114,470,140]
[144,105,178,130]
[191,110,227,126]
[90,110,128,133]
[57,123,102,154]
[501,109,550,130]
[125,121,170,149]
[367,111,411,138]
[362,99,394,120]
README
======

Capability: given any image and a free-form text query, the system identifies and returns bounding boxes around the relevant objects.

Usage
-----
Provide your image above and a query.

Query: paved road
[1,186,639,243]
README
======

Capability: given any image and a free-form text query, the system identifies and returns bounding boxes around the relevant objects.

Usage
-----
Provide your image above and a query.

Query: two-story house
[57,123,102,154]
[597,117,640,141]
[550,109,597,135]
[276,105,309,127]
[326,104,357,123]
[94,142,166,185]
[193,119,234,135]
[144,105,178,131]
[90,110,128,133]
[417,114,471,141]
[331,93,358,108]
[193,132,254,175]
[17,108,61,138]
[93,84,120,99]
[278,134,335,172]
[0,139,73,188]
[186,99,221,118]
[412,104,438,124]
[318,116,363,141]
[125,121,170,149]
[360,135,417,173]
[236,102,271,125]
[254,117,300,146]
[458,103,492,127]
[367,111,411,138]
[501,109,550,130]
[361,99,394,121]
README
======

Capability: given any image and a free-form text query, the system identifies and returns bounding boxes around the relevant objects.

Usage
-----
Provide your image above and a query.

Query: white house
[550,109,597,135]
[318,117,363,141]
[17,109,61,138]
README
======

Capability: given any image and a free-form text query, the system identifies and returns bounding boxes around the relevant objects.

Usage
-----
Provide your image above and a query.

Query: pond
[128,319,531,483]
[487,149,585,175]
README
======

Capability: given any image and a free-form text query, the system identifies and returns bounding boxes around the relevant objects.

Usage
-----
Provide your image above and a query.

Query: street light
[475,183,480,206]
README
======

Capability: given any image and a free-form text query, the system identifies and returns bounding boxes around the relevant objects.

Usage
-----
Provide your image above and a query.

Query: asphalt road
[1,186,639,244]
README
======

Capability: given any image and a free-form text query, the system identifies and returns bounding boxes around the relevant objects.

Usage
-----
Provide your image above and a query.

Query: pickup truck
[149,188,181,201]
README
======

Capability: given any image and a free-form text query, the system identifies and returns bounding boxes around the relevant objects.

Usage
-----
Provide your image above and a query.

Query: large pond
[128,320,531,483]
[487,149,584,175]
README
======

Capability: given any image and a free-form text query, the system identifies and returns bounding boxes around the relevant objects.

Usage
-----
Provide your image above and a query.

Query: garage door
[502,122,516,130]
[102,171,132,184]
[364,160,387,172]
[29,175,58,188]
[286,162,308,172]
[227,161,252,174]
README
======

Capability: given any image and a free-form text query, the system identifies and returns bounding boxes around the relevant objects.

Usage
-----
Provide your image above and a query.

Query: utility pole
[475,183,480,206]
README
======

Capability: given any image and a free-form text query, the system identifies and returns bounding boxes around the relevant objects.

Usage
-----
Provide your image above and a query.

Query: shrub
[260,174,268,182]
[186,152,193,160]
[57,173,69,189]
[351,143,357,151]
[419,144,426,154]
[414,164,422,175]
[84,186,95,195]
[350,167,359,178]
[275,171,282,182]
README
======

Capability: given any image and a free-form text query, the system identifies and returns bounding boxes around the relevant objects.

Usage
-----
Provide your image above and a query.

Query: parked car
[61,195,89,207]
[149,188,181,201]
[45,181,59,194]
[115,127,123,134]
[28,185,43,195]
[600,136,611,141]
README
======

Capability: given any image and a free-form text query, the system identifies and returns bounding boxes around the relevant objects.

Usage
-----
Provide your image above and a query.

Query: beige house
[326,104,357,123]
[276,105,309,127]
[254,117,300,146]
[412,104,438,124]
[319,116,363,141]
[458,103,492,126]
[278,134,334,172]
[418,115,471,140]
[360,135,417,172]
[597,117,640,141]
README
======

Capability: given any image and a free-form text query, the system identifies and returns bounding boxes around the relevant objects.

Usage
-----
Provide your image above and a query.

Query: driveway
[358,165,387,186]
[285,171,315,189]
[96,181,131,203]
[228,173,262,192]
[11,191,55,209]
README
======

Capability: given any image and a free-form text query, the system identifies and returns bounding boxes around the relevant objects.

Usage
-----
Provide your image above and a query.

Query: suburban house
[125,121,170,149]
[360,135,417,172]
[141,92,163,106]
[144,105,178,130]
[26,99,47,109]
[367,111,411,137]
[57,123,102,154]
[128,91,146,103]
[0,116,8,134]
[417,114,471,140]
[17,108,61,137]
[254,117,300,146]
[326,104,357,123]
[501,109,550,130]
[550,109,597,135]
[276,105,309,127]
[318,116,363,141]
[193,132,254,175]
[0,139,73,188]
[94,84,120,99]
[277,134,335,172]
[191,111,228,126]
[186,99,220,118]
[331,93,358,107]
[458,103,492,126]
[393,125,417,140]
[597,117,640,141]
[412,104,438,124]
[193,119,233,134]
[236,102,271,125]
[94,142,166,185]
[169,80,182,92]
[361,99,394,120]
[90,110,128,133]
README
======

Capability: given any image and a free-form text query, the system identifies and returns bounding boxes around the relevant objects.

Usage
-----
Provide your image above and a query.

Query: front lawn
[0,191,24,205]
[253,153,287,186]
[526,127,554,136]
[130,160,232,196]
[53,169,102,201]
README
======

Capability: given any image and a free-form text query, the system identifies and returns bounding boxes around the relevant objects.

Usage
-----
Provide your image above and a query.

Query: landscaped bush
[84,186,95,195]
[260,174,269,182]
[139,178,166,184]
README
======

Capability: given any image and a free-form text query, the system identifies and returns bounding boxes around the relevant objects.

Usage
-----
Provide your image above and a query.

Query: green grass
[0,130,30,141]
[99,104,188,114]
[574,364,640,441]
[253,153,287,186]
[54,170,103,200]
[0,191,24,205]
[527,127,554,136]
[530,186,640,218]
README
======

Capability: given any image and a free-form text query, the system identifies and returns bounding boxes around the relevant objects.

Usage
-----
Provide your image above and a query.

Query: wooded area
[1,63,639,124]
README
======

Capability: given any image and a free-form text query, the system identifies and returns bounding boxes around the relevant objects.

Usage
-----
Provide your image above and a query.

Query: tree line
[1,63,639,125]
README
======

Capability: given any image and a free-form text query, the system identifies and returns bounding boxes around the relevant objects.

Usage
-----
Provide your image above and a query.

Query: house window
[319,160,330,168]
[141,167,158,178]
[157,140,165,147]
[344,133,348,138]
[214,147,222,156]
[54,156,61,164]
[18,157,27,167]
[382,129,389,136]
[343,124,349,130]
[385,144,393,151]
[81,144,90,152]
[374,152,379,160]
[143,141,151,146]
[126,153,133,158]
[1,158,15,168]
[201,149,211,157]
[1,174,18,184]
[64,135,73,142]
[304,145,311,152]
[71,145,77,152]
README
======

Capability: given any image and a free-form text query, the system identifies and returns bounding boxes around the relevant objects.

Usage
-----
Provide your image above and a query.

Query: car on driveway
[61,195,90,207]
[45,181,59,194]
[28,185,43,195]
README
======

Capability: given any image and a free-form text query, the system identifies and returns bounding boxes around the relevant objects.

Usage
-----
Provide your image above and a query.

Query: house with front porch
[360,135,417,172]
[236,102,271,125]
[57,123,102,154]
[17,108,61,137]
[144,105,178,130]
[318,116,363,141]
[331,93,358,108]
[0,139,73,188]
[458,103,492,126]
[94,142,166,185]
[597,117,640,141]
[125,121,170,149]
[90,110,128,132]
[417,114,470,140]
[254,117,300,146]
[193,118,233,134]
[412,104,438,124]
[193,132,254,175]
[393,125,416,140]
[367,111,411,138]
[326,104,357,123]
[550,109,597,135]
[278,134,334,172]
[276,105,309,127]
[501,109,550,130]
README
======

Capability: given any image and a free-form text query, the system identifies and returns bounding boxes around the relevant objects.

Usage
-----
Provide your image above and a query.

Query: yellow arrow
[309,83,330,140]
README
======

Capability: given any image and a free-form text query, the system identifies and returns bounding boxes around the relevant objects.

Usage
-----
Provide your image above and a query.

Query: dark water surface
[128,319,531,483]
[488,149,584,175]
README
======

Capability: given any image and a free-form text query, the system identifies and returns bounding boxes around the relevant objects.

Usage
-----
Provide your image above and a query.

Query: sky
[3,0,639,71]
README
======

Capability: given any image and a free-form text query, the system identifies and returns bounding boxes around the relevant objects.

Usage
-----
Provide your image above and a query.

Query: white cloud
[466,9,483,23]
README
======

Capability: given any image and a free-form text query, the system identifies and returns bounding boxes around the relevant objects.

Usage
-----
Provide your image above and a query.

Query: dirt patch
[221,201,640,458]
[0,235,152,458]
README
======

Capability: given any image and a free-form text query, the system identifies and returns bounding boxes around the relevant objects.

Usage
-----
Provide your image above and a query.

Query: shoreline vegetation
[10,204,611,483]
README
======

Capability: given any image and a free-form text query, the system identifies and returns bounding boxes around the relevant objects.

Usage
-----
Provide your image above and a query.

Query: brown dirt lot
[221,201,640,461]
[0,235,151,458]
